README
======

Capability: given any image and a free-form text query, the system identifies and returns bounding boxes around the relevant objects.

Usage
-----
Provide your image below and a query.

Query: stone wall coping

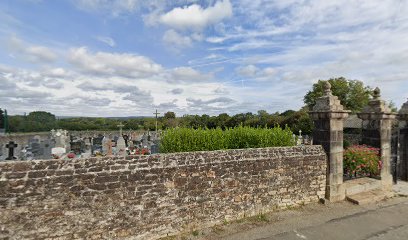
[309,111,350,120]
[357,112,397,120]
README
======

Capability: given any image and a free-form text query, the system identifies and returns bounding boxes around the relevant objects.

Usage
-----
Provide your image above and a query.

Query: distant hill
[57,116,151,119]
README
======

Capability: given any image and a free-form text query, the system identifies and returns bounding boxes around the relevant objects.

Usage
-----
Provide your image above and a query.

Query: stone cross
[6,141,18,160]
[117,123,125,136]
[153,109,160,132]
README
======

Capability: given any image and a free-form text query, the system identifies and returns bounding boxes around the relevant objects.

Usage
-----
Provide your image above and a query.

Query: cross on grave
[6,141,18,160]
[153,109,160,132]
[117,123,125,136]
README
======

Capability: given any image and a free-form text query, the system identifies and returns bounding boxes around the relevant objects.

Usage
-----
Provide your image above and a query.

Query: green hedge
[159,125,295,153]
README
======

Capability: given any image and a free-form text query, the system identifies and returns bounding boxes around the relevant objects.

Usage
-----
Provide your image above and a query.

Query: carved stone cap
[360,87,393,114]
[311,81,349,113]
[357,87,397,120]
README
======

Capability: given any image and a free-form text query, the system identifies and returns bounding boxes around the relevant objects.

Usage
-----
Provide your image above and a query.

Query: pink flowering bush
[344,145,381,178]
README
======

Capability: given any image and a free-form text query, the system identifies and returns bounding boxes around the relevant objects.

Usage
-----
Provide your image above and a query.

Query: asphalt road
[213,197,408,240]
[261,200,408,240]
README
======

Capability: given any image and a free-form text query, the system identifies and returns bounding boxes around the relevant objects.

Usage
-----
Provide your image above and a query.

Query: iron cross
[6,141,18,160]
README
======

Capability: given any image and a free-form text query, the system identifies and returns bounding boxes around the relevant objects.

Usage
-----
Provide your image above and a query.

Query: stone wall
[0,146,326,239]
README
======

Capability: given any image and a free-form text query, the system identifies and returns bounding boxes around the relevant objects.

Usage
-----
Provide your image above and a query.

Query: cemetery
[0,128,161,162]
[1,82,408,239]
[2,0,408,238]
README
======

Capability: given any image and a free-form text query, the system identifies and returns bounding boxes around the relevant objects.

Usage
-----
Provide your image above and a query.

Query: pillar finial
[373,87,381,100]
[323,81,332,96]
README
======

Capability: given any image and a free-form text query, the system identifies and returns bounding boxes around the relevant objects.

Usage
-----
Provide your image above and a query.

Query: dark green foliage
[6,108,315,134]
[159,125,295,153]
[9,111,57,132]
[164,111,176,119]
[280,108,313,135]
[304,77,373,113]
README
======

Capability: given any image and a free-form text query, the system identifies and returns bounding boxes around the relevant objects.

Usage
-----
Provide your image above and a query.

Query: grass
[248,213,270,223]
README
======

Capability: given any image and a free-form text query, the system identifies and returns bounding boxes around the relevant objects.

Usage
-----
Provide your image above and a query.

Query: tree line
[3,77,393,134]
[5,108,314,134]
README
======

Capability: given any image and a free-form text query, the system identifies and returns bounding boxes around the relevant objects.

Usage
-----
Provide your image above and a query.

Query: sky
[1,0,408,117]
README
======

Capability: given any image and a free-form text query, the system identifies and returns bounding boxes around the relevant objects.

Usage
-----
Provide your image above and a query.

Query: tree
[25,111,57,132]
[304,77,373,113]
[281,109,313,134]
[388,101,398,113]
[164,111,176,119]
[215,113,231,129]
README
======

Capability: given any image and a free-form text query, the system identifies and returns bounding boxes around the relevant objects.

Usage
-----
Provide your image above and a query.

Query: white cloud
[25,46,57,62]
[7,36,57,63]
[162,29,192,48]
[122,88,154,106]
[170,67,213,83]
[68,47,162,78]
[236,65,259,77]
[74,0,141,15]
[160,0,233,30]
[169,88,184,95]
[96,36,116,47]
[213,87,229,95]
[42,79,64,89]
[43,68,67,78]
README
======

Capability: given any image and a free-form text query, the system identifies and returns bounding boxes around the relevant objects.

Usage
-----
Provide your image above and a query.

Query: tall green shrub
[160,125,295,153]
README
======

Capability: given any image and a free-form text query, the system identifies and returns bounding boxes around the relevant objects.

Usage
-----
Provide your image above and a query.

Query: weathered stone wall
[0,146,326,239]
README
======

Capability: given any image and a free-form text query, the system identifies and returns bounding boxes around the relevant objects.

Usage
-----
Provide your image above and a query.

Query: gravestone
[21,146,34,160]
[42,139,53,159]
[52,129,69,149]
[30,141,42,157]
[116,138,126,156]
[92,135,104,154]
[51,129,69,155]
[105,139,113,156]
[85,137,92,151]
[71,141,82,155]
[6,141,18,160]
[116,123,126,156]
[150,144,159,154]
[101,136,110,154]
[93,135,103,146]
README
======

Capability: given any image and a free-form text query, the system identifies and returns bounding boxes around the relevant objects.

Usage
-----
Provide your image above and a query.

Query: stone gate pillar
[398,99,408,181]
[310,81,350,202]
[357,88,396,190]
